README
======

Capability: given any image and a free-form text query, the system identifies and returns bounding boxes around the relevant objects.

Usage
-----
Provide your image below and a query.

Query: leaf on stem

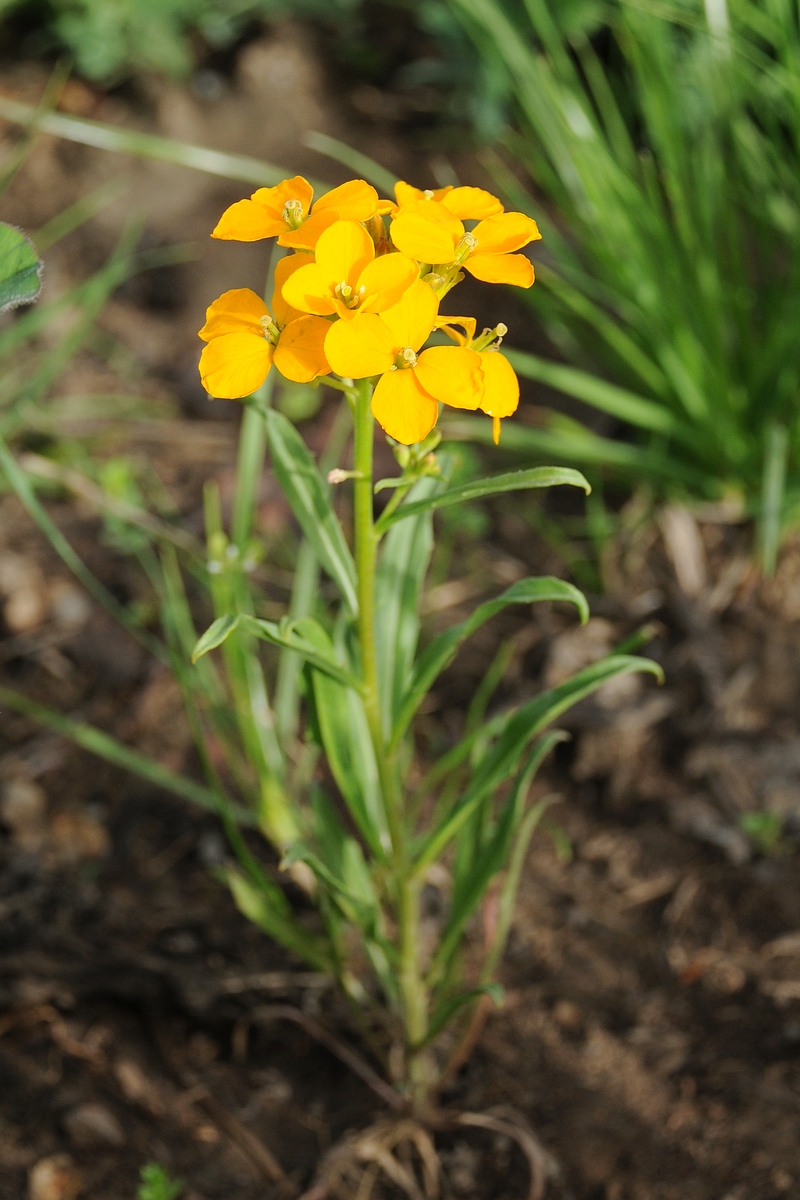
[393,576,588,746]
[265,409,359,616]
[192,612,360,690]
[376,466,590,531]
[414,654,663,872]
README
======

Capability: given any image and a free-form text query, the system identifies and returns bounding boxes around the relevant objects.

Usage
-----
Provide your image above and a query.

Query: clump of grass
[445,0,800,570]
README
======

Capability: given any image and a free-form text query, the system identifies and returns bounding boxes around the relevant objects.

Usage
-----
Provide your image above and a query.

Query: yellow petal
[380,278,439,353]
[390,201,463,264]
[472,211,541,254]
[273,316,331,383]
[324,314,397,378]
[371,368,439,445]
[465,252,535,287]
[280,262,338,317]
[199,288,268,342]
[441,186,503,220]
[394,181,453,207]
[478,351,519,417]
[212,199,287,242]
[253,176,313,214]
[377,198,398,216]
[272,252,315,326]
[314,220,374,290]
[199,332,273,398]
[357,253,419,314]
[312,179,379,221]
[278,209,339,251]
[434,314,477,345]
[414,346,483,410]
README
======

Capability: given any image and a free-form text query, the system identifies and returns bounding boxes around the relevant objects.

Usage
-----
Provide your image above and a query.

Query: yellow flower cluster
[199,175,541,444]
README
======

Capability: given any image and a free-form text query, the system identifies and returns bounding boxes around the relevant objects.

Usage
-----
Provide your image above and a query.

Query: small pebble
[63,1102,125,1148]
[1,778,47,851]
[4,584,47,633]
[28,1154,83,1200]
[553,999,584,1031]
[48,812,110,864]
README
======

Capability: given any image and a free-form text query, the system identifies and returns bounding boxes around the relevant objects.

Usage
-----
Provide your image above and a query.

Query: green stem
[351,379,430,1108]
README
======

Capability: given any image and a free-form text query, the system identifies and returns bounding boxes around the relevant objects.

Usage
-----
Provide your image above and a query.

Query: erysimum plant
[0,68,661,1195]
[186,170,661,1164]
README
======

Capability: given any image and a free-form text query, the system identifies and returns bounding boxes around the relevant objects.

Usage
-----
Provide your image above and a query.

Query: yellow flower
[199,255,330,398]
[281,220,418,320]
[211,176,379,251]
[325,279,484,445]
[394,181,503,220]
[437,316,519,442]
[391,201,541,286]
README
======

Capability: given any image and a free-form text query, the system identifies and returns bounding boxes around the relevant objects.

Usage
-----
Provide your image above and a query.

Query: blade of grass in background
[0,94,326,190]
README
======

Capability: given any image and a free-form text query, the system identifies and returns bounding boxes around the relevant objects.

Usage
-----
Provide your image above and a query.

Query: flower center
[334,281,366,309]
[393,346,418,370]
[282,198,305,229]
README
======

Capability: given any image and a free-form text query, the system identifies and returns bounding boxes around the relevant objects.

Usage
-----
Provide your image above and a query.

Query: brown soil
[1,27,799,1200]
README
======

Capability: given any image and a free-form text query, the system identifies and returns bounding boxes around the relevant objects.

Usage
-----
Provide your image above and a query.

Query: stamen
[423,189,435,200]
[282,198,305,228]
[394,347,418,369]
[334,280,361,308]
[260,314,281,343]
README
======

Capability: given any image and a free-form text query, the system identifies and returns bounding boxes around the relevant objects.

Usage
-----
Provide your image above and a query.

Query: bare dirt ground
[1,24,799,1200]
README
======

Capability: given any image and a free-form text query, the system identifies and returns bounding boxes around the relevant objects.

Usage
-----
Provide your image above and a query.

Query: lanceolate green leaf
[376,466,590,531]
[225,868,334,973]
[392,577,588,748]
[0,223,43,312]
[414,655,663,873]
[264,408,359,616]
[375,475,442,735]
[192,612,360,690]
[302,623,390,858]
[432,736,566,983]
[419,984,504,1050]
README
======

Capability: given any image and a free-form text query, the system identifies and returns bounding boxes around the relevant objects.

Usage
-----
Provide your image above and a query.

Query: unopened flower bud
[328,468,349,484]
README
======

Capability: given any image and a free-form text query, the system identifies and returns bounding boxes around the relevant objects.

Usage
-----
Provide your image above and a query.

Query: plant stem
[351,379,430,1108]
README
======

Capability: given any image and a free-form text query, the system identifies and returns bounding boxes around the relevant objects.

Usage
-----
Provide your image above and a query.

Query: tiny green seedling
[137,1163,184,1200]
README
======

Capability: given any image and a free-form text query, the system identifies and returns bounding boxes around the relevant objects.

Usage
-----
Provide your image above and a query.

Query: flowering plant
[190,174,659,1182]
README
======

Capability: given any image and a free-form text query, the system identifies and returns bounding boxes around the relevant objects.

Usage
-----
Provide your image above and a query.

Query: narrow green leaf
[191,614,242,662]
[376,475,441,735]
[0,433,167,662]
[192,611,360,690]
[264,408,358,616]
[376,467,591,531]
[392,577,588,748]
[0,683,247,821]
[420,984,504,1049]
[432,737,566,982]
[302,624,390,858]
[225,867,334,973]
[760,421,788,576]
[414,655,663,873]
[0,223,43,312]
